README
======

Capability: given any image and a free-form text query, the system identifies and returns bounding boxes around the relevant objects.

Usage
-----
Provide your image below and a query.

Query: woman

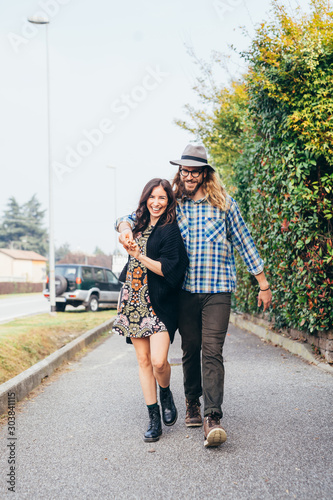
[113,178,188,442]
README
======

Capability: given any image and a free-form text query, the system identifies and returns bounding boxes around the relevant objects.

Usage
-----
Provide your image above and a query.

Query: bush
[177,0,333,333]
[234,0,333,332]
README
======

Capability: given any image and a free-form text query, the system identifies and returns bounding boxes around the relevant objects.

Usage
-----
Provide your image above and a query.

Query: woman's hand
[125,239,141,259]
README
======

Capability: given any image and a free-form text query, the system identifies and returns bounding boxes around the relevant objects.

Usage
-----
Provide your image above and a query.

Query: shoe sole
[185,421,203,427]
[143,432,162,443]
[163,409,178,427]
[204,428,227,447]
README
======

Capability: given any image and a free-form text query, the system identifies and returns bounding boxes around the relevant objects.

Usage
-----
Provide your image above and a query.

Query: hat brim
[170,159,215,170]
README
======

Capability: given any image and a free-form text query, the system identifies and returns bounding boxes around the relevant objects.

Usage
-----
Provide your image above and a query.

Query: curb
[230,312,333,375]
[0,317,115,415]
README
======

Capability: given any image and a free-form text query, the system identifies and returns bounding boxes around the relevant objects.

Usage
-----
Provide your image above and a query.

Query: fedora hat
[170,144,214,170]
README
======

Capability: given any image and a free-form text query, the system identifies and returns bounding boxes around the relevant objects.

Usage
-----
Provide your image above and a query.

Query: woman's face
[147,185,168,223]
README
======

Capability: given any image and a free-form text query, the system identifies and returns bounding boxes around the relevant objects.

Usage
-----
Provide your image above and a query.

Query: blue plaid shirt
[116,194,264,293]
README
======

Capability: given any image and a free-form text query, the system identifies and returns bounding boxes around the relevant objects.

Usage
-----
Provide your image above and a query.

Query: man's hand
[118,223,134,250]
[257,289,272,312]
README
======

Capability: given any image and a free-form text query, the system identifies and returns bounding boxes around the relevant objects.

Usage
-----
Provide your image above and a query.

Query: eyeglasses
[179,167,204,178]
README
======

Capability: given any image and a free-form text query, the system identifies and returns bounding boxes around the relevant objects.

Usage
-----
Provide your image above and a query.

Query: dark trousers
[178,290,231,418]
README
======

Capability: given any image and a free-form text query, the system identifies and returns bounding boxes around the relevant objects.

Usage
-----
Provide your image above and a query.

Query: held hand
[126,241,141,259]
[257,289,272,312]
[119,230,134,250]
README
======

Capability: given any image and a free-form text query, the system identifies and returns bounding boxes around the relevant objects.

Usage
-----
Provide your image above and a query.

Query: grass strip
[0,309,117,384]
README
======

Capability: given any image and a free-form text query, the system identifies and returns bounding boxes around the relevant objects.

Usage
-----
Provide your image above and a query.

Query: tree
[94,246,106,256]
[0,195,48,255]
[0,197,25,247]
[55,242,71,263]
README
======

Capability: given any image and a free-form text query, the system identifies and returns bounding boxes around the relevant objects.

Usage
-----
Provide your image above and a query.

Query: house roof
[0,249,47,261]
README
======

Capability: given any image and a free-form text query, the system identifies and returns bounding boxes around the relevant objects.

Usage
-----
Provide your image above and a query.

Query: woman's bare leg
[150,331,171,388]
[131,337,156,405]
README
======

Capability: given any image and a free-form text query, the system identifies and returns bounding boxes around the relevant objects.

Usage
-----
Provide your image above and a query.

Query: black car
[44,264,122,312]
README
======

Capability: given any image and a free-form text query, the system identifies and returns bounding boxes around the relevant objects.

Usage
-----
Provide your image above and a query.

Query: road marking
[0,298,47,307]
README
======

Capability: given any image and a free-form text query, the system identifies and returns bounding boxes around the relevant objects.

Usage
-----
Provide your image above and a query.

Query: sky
[1,0,305,256]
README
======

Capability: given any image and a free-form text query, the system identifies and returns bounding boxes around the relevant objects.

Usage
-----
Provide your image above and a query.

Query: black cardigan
[146,220,188,342]
[123,219,188,344]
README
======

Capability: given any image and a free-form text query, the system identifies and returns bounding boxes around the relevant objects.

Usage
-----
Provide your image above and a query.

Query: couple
[113,144,272,448]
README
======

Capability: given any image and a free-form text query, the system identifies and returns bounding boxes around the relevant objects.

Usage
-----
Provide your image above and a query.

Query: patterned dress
[112,226,167,339]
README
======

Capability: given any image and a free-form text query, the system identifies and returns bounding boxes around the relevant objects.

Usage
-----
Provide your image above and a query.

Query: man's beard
[181,179,203,197]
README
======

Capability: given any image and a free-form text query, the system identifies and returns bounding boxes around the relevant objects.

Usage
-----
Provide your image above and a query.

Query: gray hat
[170,144,214,170]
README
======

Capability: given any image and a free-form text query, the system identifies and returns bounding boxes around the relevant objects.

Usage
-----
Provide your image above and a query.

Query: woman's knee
[151,357,169,373]
[136,352,151,370]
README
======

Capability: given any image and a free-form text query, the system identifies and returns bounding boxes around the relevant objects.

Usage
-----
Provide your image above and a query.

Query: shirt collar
[181,195,208,204]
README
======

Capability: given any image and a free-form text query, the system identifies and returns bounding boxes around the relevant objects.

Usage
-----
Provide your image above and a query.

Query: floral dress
[112,226,167,339]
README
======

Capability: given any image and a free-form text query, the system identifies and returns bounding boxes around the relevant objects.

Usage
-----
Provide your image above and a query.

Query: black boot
[144,405,162,442]
[159,386,178,426]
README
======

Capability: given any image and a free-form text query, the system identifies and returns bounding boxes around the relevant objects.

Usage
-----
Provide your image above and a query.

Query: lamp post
[106,165,117,254]
[28,15,56,313]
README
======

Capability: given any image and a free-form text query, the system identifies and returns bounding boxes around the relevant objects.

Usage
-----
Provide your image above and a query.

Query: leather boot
[160,387,178,426]
[144,405,162,442]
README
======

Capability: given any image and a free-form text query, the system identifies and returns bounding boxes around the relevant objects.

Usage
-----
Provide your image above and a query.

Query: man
[117,144,272,448]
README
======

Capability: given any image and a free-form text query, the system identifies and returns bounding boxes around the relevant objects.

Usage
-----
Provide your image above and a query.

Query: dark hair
[133,178,176,237]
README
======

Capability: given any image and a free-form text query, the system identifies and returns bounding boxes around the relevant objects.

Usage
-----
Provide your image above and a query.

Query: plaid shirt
[116,194,264,293]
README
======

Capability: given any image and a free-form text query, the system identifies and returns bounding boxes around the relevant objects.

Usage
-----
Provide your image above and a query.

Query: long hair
[172,167,227,211]
[133,178,176,237]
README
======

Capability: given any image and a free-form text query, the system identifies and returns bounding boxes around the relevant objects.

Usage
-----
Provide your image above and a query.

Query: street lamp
[28,15,56,314]
[106,165,117,253]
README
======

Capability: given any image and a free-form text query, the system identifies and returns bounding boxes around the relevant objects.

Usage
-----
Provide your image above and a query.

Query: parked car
[43,264,122,312]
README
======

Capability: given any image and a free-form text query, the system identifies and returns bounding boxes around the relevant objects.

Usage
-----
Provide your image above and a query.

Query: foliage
[177,0,333,333]
[55,242,71,263]
[0,195,48,256]
[235,0,333,332]
[94,246,106,256]
[176,79,253,192]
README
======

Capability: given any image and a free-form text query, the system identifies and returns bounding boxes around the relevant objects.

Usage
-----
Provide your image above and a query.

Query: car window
[106,270,119,284]
[82,267,94,281]
[55,266,77,279]
[94,268,106,282]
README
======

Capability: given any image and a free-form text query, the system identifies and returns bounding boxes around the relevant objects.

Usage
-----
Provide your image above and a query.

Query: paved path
[0,295,49,323]
[0,324,332,499]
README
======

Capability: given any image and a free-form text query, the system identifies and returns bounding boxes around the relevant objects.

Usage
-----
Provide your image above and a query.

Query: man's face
[179,166,206,197]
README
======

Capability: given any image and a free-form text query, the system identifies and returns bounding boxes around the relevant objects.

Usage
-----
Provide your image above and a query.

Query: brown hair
[133,178,176,237]
[172,168,227,210]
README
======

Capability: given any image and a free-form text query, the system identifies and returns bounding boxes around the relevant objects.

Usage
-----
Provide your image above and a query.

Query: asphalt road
[0,324,332,499]
[0,295,49,323]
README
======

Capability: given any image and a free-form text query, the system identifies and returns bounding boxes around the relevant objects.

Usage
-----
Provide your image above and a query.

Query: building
[0,249,47,283]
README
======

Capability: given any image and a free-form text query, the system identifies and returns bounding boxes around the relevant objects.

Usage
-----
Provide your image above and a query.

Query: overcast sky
[1,0,305,255]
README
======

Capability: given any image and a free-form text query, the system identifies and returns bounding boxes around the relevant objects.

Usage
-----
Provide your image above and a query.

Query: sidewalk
[1,322,332,499]
[229,312,333,375]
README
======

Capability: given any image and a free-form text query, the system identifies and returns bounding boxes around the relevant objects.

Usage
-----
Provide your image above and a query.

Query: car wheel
[88,295,99,312]
[56,303,66,312]
[55,275,68,296]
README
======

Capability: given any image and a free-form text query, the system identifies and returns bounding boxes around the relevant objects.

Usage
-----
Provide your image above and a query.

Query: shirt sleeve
[114,212,136,232]
[226,200,264,276]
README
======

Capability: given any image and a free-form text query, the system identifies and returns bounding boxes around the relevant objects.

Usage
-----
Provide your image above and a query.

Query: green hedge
[233,1,333,332]
[176,1,333,334]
